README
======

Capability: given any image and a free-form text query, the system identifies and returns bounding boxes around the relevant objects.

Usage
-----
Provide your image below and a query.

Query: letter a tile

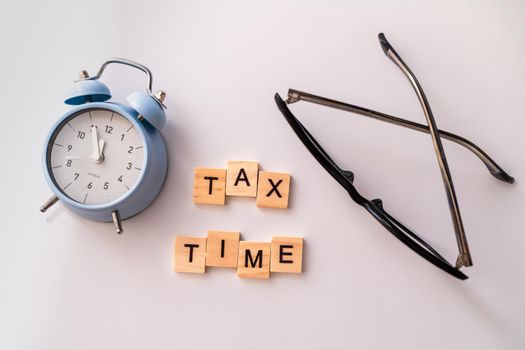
[193,167,227,205]
[226,161,259,197]
[174,236,207,273]
[256,171,291,209]
[237,242,271,279]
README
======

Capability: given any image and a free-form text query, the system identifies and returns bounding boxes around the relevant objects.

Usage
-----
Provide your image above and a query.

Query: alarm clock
[40,58,168,234]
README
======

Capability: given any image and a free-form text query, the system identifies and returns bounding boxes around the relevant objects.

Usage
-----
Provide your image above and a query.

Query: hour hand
[98,139,105,161]
[89,126,104,163]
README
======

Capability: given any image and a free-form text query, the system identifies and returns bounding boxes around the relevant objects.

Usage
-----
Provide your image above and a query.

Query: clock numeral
[66,160,72,167]
[87,182,92,189]
[103,182,109,190]
[77,131,86,139]
[67,144,73,152]
[105,125,113,134]
[74,173,80,180]
[121,134,125,141]
[118,175,123,182]
[128,146,134,154]
[126,162,132,170]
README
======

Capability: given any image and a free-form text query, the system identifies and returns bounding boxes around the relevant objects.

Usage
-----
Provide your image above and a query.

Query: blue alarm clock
[40,58,168,234]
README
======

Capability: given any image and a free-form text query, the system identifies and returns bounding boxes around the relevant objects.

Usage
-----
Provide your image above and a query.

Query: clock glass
[48,108,145,205]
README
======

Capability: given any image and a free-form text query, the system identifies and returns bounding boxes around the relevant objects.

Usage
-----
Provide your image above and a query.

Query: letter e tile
[270,236,303,273]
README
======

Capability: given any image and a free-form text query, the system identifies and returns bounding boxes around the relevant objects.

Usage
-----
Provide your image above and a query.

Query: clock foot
[40,195,59,213]
[112,210,124,234]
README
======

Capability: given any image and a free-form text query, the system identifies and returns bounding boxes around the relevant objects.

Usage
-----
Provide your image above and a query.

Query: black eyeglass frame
[273,33,514,280]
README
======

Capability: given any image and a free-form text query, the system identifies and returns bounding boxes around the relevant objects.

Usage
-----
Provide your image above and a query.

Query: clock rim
[43,102,151,212]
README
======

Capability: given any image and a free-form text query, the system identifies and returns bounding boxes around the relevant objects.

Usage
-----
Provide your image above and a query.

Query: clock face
[48,108,145,205]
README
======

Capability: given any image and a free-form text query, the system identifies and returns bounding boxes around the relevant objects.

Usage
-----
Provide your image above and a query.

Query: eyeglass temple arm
[286,90,514,184]
[377,33,472,268]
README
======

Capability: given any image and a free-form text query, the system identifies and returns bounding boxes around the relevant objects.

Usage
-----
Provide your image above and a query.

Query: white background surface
[1,1,524,349]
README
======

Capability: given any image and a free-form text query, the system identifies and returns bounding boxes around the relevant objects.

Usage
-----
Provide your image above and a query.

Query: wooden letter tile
[226,161,259,197]
[256,171,291,209]
[206,230,240,268]
[237,242,271,279]
[193,167,227,205]
[174,236,207,273]
[270,236,303,273]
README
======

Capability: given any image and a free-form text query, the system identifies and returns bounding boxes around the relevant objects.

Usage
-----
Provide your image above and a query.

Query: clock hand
[65,140,104,161]
[98,139,105,162]
[90,125,101,162]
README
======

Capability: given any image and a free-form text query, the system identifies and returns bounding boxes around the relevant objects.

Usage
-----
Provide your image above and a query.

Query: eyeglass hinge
[455,253,473,269]
[286,91,301,104]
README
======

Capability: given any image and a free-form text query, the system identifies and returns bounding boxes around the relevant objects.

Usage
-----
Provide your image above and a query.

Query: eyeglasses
[274,33,514,280]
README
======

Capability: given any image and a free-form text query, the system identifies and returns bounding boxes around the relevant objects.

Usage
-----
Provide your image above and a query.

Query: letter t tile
[174,236,207,273]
